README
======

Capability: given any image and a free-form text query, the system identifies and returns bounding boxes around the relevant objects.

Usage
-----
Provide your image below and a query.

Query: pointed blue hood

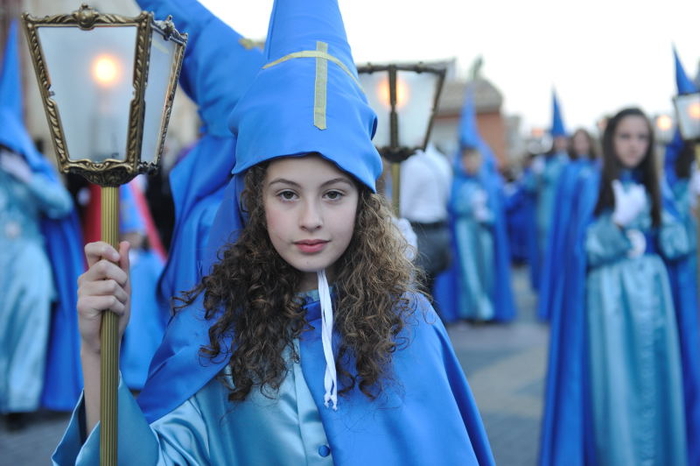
[0,20,22,121]
[550,90,567,138]
[674,46,698,95]
[228,0,382,191]
[0,20,46,172]
[459,85,480,150]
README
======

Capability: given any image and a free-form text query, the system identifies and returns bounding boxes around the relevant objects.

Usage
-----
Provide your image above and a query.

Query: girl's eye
[278,190,297,201]
[324,190,343,200]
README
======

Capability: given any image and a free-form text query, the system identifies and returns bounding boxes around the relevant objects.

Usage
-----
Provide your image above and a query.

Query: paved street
[0,266,546,465]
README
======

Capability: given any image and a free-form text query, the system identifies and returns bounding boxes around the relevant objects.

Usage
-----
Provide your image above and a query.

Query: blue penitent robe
[662,131,700,466]
[53,292,495,465]
[120,248,166,391]
[434,144,516,323]
[503,179,531,264]
[537,158,597,321]
[0,108,84,412]
[451,175,496,320]
[524,153,568,290]
[134,0,265,306]
[539,170,697,465]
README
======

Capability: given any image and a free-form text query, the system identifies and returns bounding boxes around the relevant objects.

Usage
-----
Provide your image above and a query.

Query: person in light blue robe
[451,147,496,320]
[539,108,692,465]
[0,22,84,426]
[118,183,167,391]
[434,86,516,323]
[657,48,700,466]
[524,91,569,290]
[537,128,598,321]
[52,0,495,464]
[133,0,265,311]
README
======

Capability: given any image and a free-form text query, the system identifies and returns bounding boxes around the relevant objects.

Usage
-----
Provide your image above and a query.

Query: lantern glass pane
[37,25,137,162]
[395,70,439,149]
[141,30,177,165]
[674,93,700,140]
[358,71,390,148]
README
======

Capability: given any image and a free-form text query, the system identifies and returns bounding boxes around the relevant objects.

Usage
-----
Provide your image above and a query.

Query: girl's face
[613,115,650,169]
[572,131,591,157]
[263,155,359,291]
[553,136,568,154]
[461,148,482,175]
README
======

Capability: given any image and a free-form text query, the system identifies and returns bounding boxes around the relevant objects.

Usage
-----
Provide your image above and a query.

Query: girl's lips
[295,240,328,253]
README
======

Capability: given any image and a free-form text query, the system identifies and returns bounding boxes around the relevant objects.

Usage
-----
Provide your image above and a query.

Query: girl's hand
[611,180,647,227]
[77,241,131,356]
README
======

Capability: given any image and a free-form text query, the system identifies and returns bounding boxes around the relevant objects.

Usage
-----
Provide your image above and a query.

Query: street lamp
[357,62,446,214]
[22,5,186,464]
[673,92,700,164]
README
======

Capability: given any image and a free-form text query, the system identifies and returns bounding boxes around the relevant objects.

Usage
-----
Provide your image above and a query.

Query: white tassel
[317,270,337,410]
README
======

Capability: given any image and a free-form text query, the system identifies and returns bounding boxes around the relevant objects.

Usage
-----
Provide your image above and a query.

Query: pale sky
[200,0,700,135]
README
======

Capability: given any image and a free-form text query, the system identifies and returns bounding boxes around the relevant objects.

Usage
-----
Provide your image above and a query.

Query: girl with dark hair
[586,108,686,464]
[568,128,598,161]
[540,107,693,465]
[52,0,494,464]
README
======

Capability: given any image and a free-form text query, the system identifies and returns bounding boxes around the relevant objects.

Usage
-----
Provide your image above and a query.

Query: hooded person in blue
[0,20,84,428]
[133,0,265,314]
[434,86,515,323]
[537,128,599,321]
[658,48,700,466]
[52,0,495,464]
[539,107,693,465]
[524,90,570,290]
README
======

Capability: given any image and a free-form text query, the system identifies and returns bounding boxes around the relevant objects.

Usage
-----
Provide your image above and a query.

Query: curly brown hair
[179,158,422,403]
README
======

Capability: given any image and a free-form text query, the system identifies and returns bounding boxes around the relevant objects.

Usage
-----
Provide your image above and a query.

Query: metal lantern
[674,92,700,141]
[22,5,186,464]
[673,92,700,165]
[357,62,446,214]
[654,113,675,145]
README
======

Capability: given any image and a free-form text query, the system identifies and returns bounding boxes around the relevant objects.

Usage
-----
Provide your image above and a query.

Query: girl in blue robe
[0,21,84,426]
[539,108,692,465]
[52,0,495,464]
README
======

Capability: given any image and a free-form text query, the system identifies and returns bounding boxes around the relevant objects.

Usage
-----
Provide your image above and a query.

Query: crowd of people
[0,0,699,464]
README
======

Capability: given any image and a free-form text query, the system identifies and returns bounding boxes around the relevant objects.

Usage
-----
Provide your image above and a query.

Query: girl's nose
[300,200,323,230]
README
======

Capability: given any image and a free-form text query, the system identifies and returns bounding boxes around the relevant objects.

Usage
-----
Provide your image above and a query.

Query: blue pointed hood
[550,90,567,137]
[227,0,382,191]
[459,85,480,150]
[673,46,698,95]
[0,20,46,172]
[0,20,22,121]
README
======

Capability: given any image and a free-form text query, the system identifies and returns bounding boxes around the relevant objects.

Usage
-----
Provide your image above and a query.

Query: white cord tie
[317,270,337,410]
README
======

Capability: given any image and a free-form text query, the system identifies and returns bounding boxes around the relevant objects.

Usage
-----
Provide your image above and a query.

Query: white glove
[531,155,546,175]
[471,189,490,222]
[611,180,647,227]
[392,217,417,261]
[0,150,33,183]
[626,229,646,258]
